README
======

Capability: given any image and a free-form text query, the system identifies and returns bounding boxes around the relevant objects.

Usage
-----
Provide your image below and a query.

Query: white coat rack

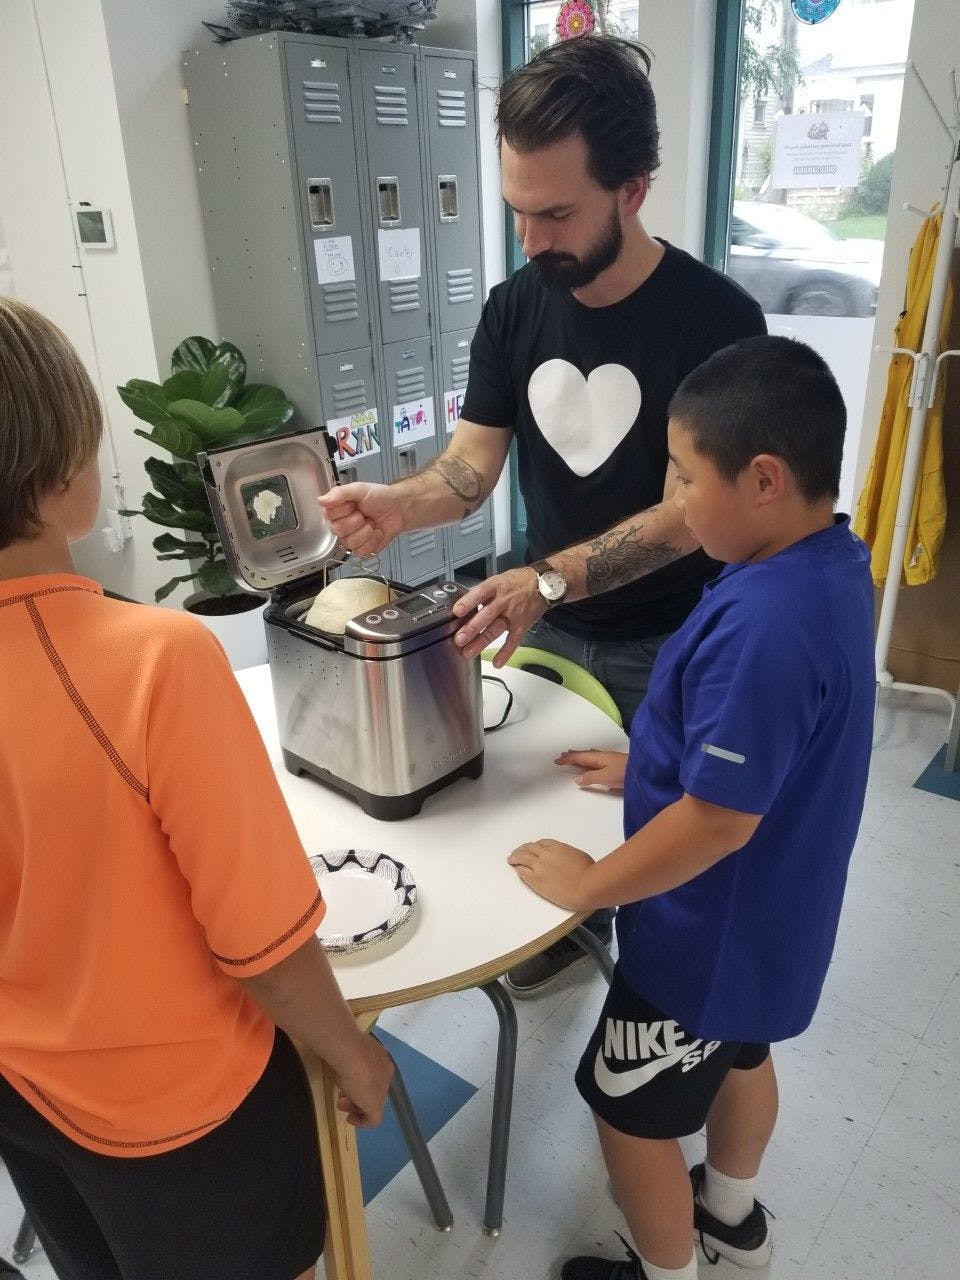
[872,61,960,758]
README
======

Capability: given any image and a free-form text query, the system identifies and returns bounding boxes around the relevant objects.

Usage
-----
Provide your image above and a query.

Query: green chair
[483,644,623,728]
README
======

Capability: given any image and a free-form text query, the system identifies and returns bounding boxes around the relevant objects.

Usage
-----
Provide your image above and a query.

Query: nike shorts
[0,1029,324,1280]
[575,966,770,1139]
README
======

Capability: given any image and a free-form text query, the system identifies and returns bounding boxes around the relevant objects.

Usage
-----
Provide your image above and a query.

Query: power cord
[482,674,514,732]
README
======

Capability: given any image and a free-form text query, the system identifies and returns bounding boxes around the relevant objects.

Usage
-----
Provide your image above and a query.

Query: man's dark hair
[669,335,846,502]
[496,37,660,191]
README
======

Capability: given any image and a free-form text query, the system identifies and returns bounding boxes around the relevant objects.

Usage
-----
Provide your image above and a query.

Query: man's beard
[531,208,623,291]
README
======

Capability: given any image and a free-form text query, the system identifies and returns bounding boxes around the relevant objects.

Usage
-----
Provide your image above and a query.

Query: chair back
[484,645,623,728]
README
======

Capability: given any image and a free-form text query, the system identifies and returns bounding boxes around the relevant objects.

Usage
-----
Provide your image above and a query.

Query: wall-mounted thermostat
[73,204,115,250]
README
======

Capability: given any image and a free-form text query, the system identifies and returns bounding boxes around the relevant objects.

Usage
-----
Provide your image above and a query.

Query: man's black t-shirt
[460,241,766,639]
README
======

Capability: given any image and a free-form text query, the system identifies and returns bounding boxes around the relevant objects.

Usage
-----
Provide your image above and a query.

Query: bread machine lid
[198,427,344,593]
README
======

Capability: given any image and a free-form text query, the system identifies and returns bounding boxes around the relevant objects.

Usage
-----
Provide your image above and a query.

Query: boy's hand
[334,1034,394,1128]
[554,749,628,792]
[508,839,594,909]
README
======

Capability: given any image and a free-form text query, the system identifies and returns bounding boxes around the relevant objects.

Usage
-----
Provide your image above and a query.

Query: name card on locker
[314,236,356,285]
[326,408,381,465]
[377,228,421,282]
[393,397,434,445]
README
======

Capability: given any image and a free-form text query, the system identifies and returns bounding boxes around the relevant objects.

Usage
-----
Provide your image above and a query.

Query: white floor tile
[922,973,960,1055]
[867,1040,960,1213]
[796,1145,960,1280]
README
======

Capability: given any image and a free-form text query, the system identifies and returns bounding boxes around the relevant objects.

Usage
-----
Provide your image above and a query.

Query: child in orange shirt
[0,296,392,1280]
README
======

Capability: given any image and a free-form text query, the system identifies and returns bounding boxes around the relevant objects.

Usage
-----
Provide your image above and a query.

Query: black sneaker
[690,1163,773,1268]
[504,921,613,998]
[560,1233,646,1279]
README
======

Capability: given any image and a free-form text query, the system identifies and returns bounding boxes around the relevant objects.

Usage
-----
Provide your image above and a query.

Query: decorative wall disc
[791,0,843,24]
[555,0,595,42]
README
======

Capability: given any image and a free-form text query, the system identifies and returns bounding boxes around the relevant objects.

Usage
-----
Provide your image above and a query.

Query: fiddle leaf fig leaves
[123,335,295,599]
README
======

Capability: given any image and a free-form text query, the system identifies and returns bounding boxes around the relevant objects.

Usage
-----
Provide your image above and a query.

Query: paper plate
[310,848,417,953]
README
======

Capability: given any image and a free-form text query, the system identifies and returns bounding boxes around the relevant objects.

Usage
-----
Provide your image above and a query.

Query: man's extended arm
[317,419,512,557]
[451,466,700,664]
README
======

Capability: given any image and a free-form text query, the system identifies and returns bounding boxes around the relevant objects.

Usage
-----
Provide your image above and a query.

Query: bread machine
[199,426,484,820]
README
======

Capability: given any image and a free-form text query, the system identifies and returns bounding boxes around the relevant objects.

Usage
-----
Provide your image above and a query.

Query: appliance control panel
[344,580,468,644]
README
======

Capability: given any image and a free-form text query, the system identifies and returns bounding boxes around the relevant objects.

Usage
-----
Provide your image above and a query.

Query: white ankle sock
[701,1160,757,1227]
[636,1251,697,1280]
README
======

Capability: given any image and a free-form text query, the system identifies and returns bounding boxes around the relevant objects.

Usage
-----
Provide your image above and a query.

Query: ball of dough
[304,576,392,634]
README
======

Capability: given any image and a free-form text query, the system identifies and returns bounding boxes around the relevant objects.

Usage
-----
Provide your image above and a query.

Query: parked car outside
[728,201,881,318]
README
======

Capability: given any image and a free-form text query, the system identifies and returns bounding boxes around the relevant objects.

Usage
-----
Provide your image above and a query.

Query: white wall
[855,0,960,493]
[639,0,718,254]
[0,1,167,602]
[0,0,219,604]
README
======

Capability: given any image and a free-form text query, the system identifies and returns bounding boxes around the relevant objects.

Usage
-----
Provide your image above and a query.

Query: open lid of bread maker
[198,427,344,594]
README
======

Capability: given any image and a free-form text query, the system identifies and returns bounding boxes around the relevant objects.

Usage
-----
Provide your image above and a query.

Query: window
[752,99,767,127]
[811,98,855,114]
[860,93,875,137]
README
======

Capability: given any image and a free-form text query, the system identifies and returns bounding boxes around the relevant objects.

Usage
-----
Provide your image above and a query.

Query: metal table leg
[478,979,518,1237]
[571,924,614,984]
[382,1049,453,1232]
[11,1215,35,1266]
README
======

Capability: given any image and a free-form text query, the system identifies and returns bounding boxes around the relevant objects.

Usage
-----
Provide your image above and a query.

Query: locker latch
[307,179,335,230]
[377,178,401,225]
[438,175,459,223]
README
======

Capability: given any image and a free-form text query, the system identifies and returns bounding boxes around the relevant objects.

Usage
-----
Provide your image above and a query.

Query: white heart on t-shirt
[527,359,642,477]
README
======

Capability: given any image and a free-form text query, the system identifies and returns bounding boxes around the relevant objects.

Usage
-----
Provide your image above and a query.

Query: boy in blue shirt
[509,335,875,1280]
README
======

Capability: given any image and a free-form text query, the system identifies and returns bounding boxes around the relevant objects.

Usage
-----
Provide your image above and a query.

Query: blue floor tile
[357,1028,477,1204]
[913,745,960,802]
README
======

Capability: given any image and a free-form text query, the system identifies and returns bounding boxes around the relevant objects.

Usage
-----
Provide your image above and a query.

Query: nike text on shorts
[575,967,769,1139]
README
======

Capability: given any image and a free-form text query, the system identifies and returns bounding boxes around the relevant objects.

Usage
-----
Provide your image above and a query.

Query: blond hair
[0,296,102,548]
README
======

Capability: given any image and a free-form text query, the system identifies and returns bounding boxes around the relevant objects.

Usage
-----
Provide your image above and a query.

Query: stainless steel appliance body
[266,580,483,819]
[200,427,483,819]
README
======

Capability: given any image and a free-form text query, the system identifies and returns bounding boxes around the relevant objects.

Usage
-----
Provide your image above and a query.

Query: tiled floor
[3,690,958,1279]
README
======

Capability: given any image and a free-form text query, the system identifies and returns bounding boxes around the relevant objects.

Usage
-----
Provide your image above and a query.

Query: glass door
[718,0,915,511]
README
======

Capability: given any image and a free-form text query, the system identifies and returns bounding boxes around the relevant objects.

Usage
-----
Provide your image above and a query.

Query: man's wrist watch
[531,558,567,607]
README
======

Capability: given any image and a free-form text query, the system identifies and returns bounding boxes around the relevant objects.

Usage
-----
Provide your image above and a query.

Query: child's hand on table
[508,838,594,909]
[554,748,628,792]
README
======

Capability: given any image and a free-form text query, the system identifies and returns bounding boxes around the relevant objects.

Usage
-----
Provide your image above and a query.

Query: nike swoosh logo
[593,1041,702,1097]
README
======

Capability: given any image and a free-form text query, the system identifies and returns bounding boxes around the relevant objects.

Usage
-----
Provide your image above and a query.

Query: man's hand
[507,838,594,909]
[554,749,628,793]
[334,1034,394,1128]
[451,566,545,663]
[318,483,405,557]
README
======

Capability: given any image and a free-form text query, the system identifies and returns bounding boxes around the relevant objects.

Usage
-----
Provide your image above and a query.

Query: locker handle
[438,175,459,223]
[339,465,359,485]
[307,179,335,230]
[377,177,401,225]
[397,446,417,477]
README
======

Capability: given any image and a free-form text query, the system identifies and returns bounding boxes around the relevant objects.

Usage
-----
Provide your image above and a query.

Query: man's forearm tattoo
[427,455,484,517]
[585,523,683,596]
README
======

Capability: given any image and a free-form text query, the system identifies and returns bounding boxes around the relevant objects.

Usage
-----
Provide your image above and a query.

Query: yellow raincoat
[853,208,952,585]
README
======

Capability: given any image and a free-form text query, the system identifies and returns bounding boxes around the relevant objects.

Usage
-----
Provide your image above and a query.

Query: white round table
[236,660,627,1279]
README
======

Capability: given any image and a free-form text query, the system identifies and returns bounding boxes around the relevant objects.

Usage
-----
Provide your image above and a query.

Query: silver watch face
[538,569,566,602]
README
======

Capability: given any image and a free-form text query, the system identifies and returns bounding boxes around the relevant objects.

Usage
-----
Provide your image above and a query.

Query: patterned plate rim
[309,848,418,954]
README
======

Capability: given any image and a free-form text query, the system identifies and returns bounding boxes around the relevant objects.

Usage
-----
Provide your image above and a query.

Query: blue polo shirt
[616,517,874,1043]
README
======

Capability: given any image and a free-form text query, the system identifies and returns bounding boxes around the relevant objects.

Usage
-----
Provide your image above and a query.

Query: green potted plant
[118,336,295,615]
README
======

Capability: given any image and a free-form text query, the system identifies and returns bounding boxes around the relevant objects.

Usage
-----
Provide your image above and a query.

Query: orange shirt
[0,574,325,1156]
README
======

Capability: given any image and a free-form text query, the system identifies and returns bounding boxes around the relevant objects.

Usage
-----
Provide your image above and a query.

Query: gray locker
[283,39,371,358]
[438,327,494,568]
[381,336,445,582]
[421,51,483,334]
[183,37,322,424]
[356,46,429,346]
[315,346,391,581]
[184,32,493,586]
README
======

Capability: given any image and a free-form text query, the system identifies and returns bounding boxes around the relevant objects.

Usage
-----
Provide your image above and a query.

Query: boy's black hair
[669,335,846,502]
[495,36,660,191]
